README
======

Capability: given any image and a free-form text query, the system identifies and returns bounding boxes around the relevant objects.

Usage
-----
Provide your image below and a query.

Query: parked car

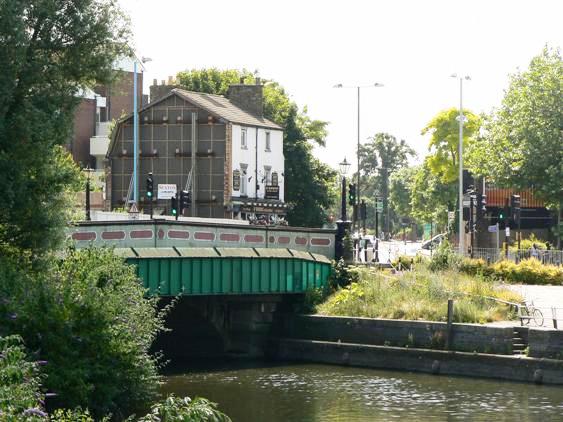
[421,233,447,250]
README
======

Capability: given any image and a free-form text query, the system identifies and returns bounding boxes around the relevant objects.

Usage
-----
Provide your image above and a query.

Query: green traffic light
[172,209,177,215]
[499,213,504,219]
[147,192,152,197]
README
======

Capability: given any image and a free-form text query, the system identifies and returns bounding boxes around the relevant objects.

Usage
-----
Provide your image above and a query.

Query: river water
[162,361,563,421]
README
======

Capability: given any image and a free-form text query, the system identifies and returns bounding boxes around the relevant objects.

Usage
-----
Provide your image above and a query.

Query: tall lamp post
[334,83,384,232]
[339,157,351,220]
[451,74,470,255]
[132,56,152,206]
[335,157,352,262]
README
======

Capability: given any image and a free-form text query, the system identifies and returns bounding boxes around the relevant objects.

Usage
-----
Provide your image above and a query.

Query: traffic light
[179,190,190,214]
[476,193,487,217]
[359,200,366,220]
[146,172,154,199]
[348,183,356,206]
[510,194,521,224]
[170,195,178,219]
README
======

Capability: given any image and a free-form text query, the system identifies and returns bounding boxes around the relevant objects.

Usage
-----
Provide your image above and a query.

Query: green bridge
[116,247,332,296]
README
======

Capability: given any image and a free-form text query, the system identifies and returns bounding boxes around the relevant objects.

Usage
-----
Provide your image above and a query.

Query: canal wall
[280,315,514,354]
[274,338,563,385]
[529,329,563,359]
[271,315,563,385]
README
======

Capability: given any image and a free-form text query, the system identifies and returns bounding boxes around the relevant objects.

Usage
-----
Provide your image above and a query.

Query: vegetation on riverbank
[317,266,521,323]
[459,257,563,285]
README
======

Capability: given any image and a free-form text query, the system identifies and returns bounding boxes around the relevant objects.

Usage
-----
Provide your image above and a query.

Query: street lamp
[132,55,152,206]
[339,157,351,220]
[451,73,470,255]
[334,82,384,232]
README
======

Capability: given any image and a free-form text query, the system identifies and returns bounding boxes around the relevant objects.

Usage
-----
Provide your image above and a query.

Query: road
[354,240,423,263]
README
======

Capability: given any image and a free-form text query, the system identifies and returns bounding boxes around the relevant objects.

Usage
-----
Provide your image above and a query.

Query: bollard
[552,307,558,329]
[446,299,454,350]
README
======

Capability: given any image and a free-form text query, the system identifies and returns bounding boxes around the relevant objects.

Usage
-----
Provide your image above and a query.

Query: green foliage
[388,166,418,224]
[0,246,166,419]
[317,266,521,323]
[138,395,231,422]
[421,107,481,183]
[0,0,131,252]
[459,257,563,285]
[467,46,562,208]
[509,233,547,252]
[50,408,102,422]
[175,68,337,227]
[328,259,360,289]
[410,159,456,226]
[358,133,416,232]
[391,255,415,270]
[428,239,461,271]
[0,335,46,421]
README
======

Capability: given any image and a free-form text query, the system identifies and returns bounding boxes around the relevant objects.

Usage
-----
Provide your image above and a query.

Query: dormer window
[241,128,247,149]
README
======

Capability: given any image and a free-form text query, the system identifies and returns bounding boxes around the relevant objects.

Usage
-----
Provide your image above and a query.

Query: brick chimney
[227,79,263,117]
[149,77,181,102]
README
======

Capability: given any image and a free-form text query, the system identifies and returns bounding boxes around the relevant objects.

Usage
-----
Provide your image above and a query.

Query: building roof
[172,88,282,130]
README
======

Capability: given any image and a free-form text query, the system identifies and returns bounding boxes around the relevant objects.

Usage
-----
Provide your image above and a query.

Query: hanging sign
[233,170,241,191]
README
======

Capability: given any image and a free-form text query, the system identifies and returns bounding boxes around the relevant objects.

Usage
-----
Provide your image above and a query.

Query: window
[271,172,278,186]
[265,131,271,151]
[264,166,272,185]
[241,128,247,149]
[240,164,248,196]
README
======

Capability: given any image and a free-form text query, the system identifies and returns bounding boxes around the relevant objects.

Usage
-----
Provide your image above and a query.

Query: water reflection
[162,361,563,421]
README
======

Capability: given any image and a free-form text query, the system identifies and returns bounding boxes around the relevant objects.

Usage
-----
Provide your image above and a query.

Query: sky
[119,0,562,172]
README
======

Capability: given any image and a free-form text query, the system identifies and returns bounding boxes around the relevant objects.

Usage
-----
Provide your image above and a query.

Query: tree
[410,158,457,227]
[0,0,131,252]
[389,166,418,220]
[358,133,415,235]
[467,46,563,209]
[421,107,481,183]
[176,68,337,227]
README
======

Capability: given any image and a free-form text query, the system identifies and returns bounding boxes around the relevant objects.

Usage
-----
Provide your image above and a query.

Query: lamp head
[339,157,351,176]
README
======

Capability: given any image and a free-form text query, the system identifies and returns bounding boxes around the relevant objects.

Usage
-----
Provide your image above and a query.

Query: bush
[0,335,46,421]
[0,246,168,419]
[138,395,231,422]
[391,255,415,270]
[509,233,547,251]
[459,257,563,285]
[428,239,461,272]
[491,258,563,285]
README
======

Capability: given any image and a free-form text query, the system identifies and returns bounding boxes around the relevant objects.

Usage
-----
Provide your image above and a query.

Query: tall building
[105,80,287,220]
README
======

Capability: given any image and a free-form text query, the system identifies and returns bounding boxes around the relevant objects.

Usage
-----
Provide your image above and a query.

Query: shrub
[0,335,46,421]
[459,257,563,285]
[428,239,461,272]
[328,259,360,289]
[0,246,168,419]
[509,233,547,251]
[138,395,231,422]
[391,255,415,270]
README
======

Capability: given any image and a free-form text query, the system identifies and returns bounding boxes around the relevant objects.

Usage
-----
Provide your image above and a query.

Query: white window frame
[265,131,271,152]
[241,128,247,149]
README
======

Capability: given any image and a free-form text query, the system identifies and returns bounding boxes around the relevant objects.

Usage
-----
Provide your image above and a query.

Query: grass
[317,266,523,324]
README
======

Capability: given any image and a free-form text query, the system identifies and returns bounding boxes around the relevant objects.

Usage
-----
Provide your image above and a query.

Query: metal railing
[461,247,563,266]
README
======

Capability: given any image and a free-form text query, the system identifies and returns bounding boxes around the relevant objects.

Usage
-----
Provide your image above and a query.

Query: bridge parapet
[68,220,336,258]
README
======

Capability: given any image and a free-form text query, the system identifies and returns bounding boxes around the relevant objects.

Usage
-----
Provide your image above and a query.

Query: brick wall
[70,98,96,166]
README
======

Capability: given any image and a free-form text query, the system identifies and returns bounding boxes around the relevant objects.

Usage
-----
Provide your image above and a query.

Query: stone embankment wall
[272,315,563,385]
[281,315,514,354]
[529,329,563,359]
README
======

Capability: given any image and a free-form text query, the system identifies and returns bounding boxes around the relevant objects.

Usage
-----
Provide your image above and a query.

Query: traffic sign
[448,211,455,223]
[505,227,510,237]
[488,225,498,233]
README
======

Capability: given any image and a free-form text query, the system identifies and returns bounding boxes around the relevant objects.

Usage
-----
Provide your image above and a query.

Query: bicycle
[518,301,544,327]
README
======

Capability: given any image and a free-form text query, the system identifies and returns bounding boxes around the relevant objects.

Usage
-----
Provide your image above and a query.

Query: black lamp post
[335,158,352,262]
[85,165,92,221]
[339,157,351,220]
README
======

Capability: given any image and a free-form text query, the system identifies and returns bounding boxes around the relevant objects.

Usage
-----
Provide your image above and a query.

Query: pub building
[106,78,287,222]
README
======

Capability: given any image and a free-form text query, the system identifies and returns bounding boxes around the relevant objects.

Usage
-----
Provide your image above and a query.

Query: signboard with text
[265,185,280,200]
[233,170,241,191]
[157,184,177,199]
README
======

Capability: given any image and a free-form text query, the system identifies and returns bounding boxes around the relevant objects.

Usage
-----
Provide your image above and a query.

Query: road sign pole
[496,223,500,251]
